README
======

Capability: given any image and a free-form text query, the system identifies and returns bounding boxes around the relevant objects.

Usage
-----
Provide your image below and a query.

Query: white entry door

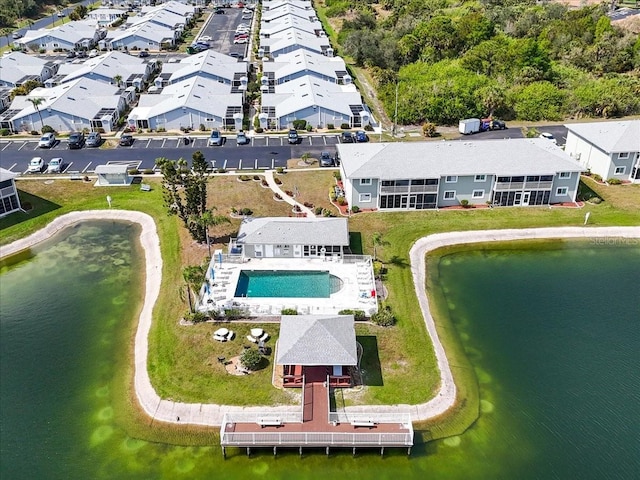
[522,192,531,206]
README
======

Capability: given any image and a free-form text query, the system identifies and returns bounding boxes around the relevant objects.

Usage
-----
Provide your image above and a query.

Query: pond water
[1,225,638,479]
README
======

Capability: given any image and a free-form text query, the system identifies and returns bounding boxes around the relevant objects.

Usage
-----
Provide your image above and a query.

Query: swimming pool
[234,270,342,298]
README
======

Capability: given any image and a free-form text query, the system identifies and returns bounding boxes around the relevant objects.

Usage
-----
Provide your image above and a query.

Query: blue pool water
[234,270,340,298]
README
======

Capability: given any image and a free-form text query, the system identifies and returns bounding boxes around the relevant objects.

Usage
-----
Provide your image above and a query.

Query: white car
[46,157,64,173]
[242,8,252,13]
[199,35,212,42]
[233,37,248,44]
[241,14,252,20]
[539,132,556,144]
[88,49,99,58]
[38,132,56,148]
[27,157,44,173]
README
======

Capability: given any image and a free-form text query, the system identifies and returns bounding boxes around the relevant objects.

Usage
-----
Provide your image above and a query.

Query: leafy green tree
[240,348,262,371]
[510,81,565,121]
[182,264,206,313]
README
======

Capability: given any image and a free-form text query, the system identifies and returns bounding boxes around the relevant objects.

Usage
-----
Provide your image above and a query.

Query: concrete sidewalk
[2,214,638,427]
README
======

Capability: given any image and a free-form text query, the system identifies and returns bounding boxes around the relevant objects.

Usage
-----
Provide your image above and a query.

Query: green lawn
[1,176,638,444]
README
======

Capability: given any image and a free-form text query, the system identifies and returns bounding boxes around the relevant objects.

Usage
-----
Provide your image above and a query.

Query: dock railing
[220,430,413,447]
[328,411,413,428]
[220,411,303,427]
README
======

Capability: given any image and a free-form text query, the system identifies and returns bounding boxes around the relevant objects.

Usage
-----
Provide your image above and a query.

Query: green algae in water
[2,229,639,480]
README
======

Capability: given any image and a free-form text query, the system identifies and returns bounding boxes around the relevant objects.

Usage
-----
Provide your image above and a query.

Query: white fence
[220,431,413,447]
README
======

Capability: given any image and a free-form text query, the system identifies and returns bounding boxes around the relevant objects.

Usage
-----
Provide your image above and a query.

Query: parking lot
[197,5,251,57]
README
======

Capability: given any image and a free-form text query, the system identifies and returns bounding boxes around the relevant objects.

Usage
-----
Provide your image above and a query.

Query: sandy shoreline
[2,212,639,426]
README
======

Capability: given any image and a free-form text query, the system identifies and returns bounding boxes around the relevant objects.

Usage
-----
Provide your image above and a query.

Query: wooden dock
[220,373,413,457]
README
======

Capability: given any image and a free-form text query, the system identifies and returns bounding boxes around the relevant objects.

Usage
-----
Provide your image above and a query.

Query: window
[360,178,372,186]
[359,193,371,202]
[472,190,484,198]
[556,187,568,196]
[474,175,486,182]
[444,190,455,200]
[445,176,457,183]
[559,172,571,179]
[618,152,629,159]
[614,166,626,175]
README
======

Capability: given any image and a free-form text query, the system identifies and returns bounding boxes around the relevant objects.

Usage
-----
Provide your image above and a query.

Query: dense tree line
[325,0,640,124]
[0,0,65,28]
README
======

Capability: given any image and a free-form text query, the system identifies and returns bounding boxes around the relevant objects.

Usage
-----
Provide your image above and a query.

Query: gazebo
[276,315,357,388]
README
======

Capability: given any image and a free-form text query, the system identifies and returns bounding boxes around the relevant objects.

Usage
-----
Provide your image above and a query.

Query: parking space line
[323,137,327,145]
[222,160,228,170]
[82,162,92,173]
[18,142,27,151]
[161,138,167,148]
[63,162,73,173]
[176,139,181,148]
[9,162,17,171]
[145,139,151,148]
[238,159,243,170]
[2,142,11,151]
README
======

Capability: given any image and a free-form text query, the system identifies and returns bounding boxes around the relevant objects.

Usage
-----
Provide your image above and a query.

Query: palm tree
[27,97,45,132]
[372,232,387,261]
[182,264,206,313]
[112,74,123,87]
[193,208,231,256]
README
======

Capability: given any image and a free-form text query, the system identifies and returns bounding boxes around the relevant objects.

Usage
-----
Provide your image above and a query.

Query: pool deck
[198,256,379,316]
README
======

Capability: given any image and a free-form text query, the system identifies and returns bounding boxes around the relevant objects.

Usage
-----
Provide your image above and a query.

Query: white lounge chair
[225,330,235,341]
[259,332,269,342]
[247,335,257,343]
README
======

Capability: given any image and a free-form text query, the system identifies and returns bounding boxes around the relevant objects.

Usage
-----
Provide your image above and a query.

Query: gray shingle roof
[276,315,357,366]
[338,139,584,180]
[0,167,18,182]
[565,120,640,153]
[236,217,349,246]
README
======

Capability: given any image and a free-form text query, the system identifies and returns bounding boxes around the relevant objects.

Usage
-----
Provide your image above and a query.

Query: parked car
[215,8,225,14]
[88,49,99,58]
[233,37,248,44]
[241,14,252,20]
[355,130,368,142]
[288,129,299,144]
[208,129,223,146]
[187,45,207,54]
[119,133,134,146]
[38,132,56,148]
[67,131,85,149]
[320,151,335,167]
[193,41,210,48]
[539,132,556,143]
[76,51,87,58]
[27,157,44,173]
[57,11,65,17]
[66,51,76,59]
[138,50,150,58]
[242,8,252,13]
[86,132,102,147]
[12,31,23,39]
[46,157,64,173]
[489,119,506,130]
[340,131,354,143]
[236,131,250,145]
[199,35,212,42]
[228,52,242,58]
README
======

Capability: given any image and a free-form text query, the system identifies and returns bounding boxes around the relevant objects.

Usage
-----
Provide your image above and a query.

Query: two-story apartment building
[564,120,640,183]
[338,139,584,211]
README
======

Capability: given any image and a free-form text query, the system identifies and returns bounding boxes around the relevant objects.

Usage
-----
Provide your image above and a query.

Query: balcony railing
[380,185,438,194]
[494,181,552,191]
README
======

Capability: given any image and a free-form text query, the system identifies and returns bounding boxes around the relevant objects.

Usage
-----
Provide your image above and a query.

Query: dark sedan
[68,131,85,149]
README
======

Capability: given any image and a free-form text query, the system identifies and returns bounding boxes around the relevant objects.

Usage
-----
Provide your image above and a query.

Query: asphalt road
[454,125,568,145]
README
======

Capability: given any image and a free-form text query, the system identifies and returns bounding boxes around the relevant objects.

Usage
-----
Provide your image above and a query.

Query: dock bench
[257,418,282,427]
[351,420,377,428]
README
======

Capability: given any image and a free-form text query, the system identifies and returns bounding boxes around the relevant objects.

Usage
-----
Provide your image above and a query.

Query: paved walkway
[263,169,315,218]
[1,213,638,426]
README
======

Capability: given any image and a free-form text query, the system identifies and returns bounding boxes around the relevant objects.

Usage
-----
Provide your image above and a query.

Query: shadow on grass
[357,335,383,387]
[0,190,61,231]
[388,255,409,269]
